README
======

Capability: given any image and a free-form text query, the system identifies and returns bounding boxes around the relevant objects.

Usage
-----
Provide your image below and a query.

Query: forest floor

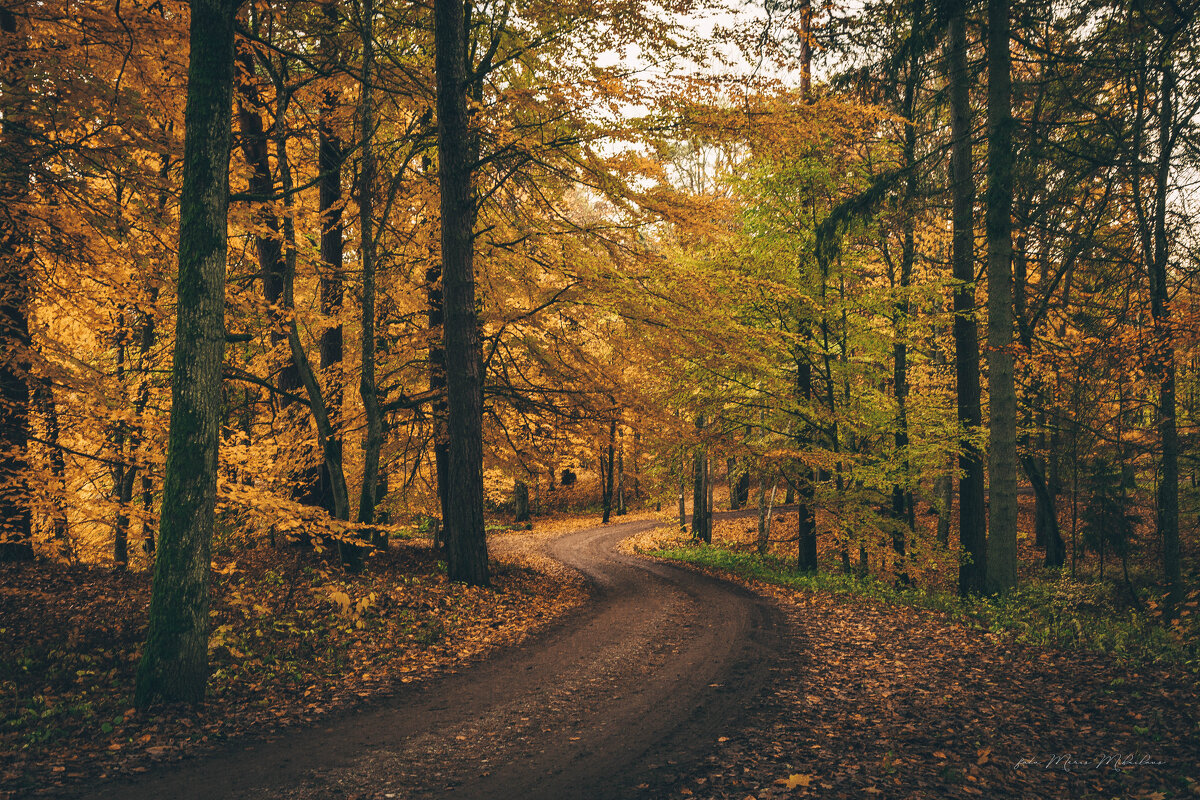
[4,509,1197,800]
[628,518,1200,800]
[0,517,593,799]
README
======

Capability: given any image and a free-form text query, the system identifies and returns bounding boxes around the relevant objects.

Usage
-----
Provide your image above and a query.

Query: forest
[1,0,1198,798]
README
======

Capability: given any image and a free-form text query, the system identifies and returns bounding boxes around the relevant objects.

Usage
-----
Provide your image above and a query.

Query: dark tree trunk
[33,378,68,553]
[678,454,687,531]
[601,420,616,524]
[111,316,131,569]
[890,26,919,585]
[435,0,488,585]
[271,99,349,551]
[735,470,750,510]
[984,0,1018,595]
[691,417,708,541]
[727,458,740,510]
[947,0,987,595]
[0,6,33,561]
[616,435,626,516]
[1150,50,1182,612]
[136,0,238,707]
[318,0,346,522]
[513,480,530,523]
[356,0,383,548]
[797,359,817,572]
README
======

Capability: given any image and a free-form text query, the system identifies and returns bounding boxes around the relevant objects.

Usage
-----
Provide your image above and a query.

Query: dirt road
[75,518,782,800]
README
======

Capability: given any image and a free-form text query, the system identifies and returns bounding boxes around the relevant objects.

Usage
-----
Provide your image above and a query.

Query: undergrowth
[648,542,1200,671]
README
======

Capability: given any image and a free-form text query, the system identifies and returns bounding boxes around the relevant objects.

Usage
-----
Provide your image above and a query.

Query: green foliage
[649,542,1198,670]
[1080,457,1139,560]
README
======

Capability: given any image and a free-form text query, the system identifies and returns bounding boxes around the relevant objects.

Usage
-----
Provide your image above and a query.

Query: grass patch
[649,542,1199,670]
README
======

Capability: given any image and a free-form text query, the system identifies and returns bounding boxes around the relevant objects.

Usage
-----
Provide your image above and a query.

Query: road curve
[74,518,783,800]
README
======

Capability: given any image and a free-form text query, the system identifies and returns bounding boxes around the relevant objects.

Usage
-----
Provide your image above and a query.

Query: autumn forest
[1,0,1199,798]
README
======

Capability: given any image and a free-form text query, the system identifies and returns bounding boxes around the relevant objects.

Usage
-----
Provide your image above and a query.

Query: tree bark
[891,22,920,584]
[136,0,238,707]
[356,0,383,543]
[947,0,987,595]
[796,359,817,572]
[601,420,616,524]
[0,6,33,561]
[985,0,1018,594]
[513,479,530,522]
[435,0,488,585]
[1150,46,1182,612]
[692,417,707,541]
[318,0,346,521]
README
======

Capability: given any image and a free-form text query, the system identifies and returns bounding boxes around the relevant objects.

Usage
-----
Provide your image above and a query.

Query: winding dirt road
[76,518,783,800]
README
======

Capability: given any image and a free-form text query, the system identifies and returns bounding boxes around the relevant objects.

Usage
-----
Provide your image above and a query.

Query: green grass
[648,542,1199,670]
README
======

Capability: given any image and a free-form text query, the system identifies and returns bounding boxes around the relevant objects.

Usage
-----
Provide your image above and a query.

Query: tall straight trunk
[985,0,1018,594]
[33,378,68,553]
[318,1,346,520]
[678,454,687,531]
[274,111,351,530]
[797,358,817,572]
[692,416,706,540]
[424,160,451,525]
[601,420,616,523]
[136,0,238,707]
[727,457,739,510]
[616,436,626,515]
[1150,50,1182,612]
[111,315,131,569]
[435,0,487,585]
[756,477,768,553]
[0,6,33,561]
[357,0,383,535]
[140,147,171,553]
[632,431,641,499]
[233,47,295,395]
[947,1,987,595]
[891,29,919,584]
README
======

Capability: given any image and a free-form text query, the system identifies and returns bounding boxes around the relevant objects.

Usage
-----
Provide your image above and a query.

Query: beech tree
[136,0,240,707]
[434,0,488,585]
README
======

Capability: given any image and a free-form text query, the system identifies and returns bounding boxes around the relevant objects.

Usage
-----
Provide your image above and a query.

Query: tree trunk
[1150,49,1182,613]
[796,359,817,572]
[706,456,714,543]
[984,0,1019,595]
[678,454,687,531]
[601,420,615,524]
[356,0,383,542]
[616,435,626,516]
[0,6,33,561]
[692,417,706,540]
[890,33,919,585]
[435,0,488,585]
[136,0,238,707]
[317,1,347,523]
[947,0,987,595]
[513,479,530,523]
[33,378,69,555]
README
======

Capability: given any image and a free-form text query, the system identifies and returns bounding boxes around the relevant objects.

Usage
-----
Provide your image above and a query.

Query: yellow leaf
[774,773,813,790]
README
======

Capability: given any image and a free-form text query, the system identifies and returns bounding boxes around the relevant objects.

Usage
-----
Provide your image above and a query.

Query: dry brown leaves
[641,552,1200,800]
[0,529,586,799]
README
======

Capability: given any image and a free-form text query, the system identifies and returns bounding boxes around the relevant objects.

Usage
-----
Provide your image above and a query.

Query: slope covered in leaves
[629,528,1199,800]
[0,533,585,798]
